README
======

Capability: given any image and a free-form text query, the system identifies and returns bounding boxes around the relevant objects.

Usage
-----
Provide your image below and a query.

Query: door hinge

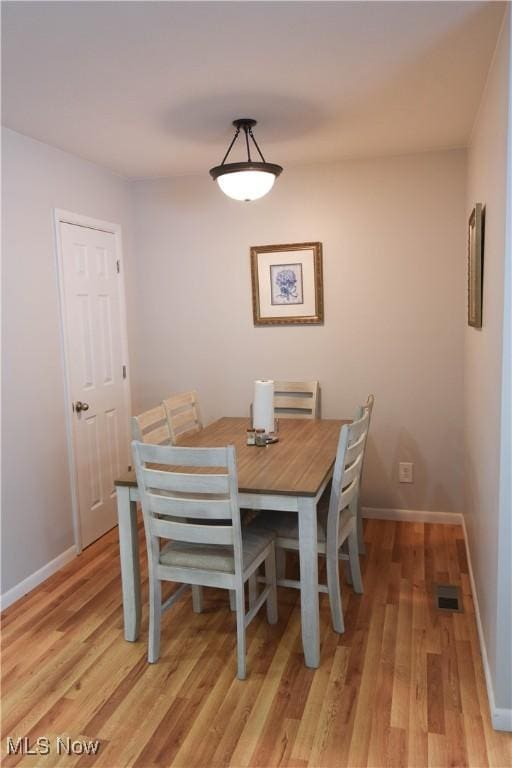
[116,259,120,273]
[122,365,127,379]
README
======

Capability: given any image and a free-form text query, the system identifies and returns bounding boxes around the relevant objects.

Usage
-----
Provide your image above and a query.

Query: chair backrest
[163,391,203,444]
[355,394,374,423]
[355,393,374,483]
[131,405,172,445]
[273,380,320,419]
[326,408,371,545]
[132,441,243,572]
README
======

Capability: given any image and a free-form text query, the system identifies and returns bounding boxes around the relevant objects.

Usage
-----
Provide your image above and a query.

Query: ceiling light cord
[248,128,266,163]
[219,123,266,167]
[220,126,241,166]
[244,125,252,162]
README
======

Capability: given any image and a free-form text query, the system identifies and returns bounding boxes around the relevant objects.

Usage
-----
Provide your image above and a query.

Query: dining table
[114,415,348,668]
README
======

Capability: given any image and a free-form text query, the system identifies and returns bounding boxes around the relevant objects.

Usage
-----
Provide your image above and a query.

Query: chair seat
[256,500,329,543]
[256,493,354,546]
[159,526,275,573]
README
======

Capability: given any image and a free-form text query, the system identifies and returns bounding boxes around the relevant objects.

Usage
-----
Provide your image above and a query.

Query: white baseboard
[461,516,512,732]
[0,546,77,612]
[492,707,512,732]
[362,506,463,525]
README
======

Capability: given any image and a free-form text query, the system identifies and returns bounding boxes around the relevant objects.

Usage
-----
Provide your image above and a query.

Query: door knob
[75,401,90,413]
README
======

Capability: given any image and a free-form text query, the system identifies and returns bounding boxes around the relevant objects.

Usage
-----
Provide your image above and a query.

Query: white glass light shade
[217,170,276,201]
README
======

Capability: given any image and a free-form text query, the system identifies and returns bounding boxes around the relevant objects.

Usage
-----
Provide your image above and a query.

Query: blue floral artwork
[270,263,304,305]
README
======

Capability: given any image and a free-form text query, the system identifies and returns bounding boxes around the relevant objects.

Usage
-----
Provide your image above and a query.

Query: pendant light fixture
[209,119,283,202]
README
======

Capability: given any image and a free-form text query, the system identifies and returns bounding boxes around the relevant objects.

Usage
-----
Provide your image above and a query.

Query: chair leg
[248,574,258,609]
[148,577,162,663]
[191,585,204,613]
[348,529,364,594]
[339,540,353,585]
[326,549,344,634]
[265,546,278,624]
[235,586,246,680]
[357,503,366,555]
[276,548,286,580]
[229,590,236,611]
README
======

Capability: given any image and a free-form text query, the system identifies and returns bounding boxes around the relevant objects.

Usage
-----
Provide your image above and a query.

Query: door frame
[53,209,132,552]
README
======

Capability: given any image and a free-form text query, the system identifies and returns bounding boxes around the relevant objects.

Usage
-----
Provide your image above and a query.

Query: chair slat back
[150,495,233,520]
[131,405,171,445]
[136,443,225,466]
[163,391,202,444]
[327,408,370,542]
[142,467,230,496]
[132,441,241,552]
[273,380,320,419]
[354,393,374,486]
[341,449,364,490]
[344,431,367,465]
[338,472,361,512]
[151,517,233,545]
[355,393,375,422]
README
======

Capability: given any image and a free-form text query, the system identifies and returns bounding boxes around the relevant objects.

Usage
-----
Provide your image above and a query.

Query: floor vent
[434,584,463,613]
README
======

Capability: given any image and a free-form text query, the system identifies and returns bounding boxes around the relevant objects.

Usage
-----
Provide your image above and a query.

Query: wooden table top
[116,416,348,497]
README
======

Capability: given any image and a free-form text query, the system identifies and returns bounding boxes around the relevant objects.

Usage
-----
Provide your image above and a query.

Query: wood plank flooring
[2,520,511,767]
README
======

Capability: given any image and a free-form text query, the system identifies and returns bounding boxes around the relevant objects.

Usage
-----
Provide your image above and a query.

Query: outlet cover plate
[399,462,414,483]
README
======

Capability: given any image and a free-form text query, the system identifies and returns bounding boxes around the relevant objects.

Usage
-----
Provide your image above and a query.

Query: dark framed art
[468,203,484,328]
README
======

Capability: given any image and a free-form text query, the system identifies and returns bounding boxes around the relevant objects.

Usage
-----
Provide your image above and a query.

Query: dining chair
[355,394,374,555]
[250,380,320,580]
[273,380,320,419]
[163,390,203,444]
[132,404,207,610]
[132,441,278,680]
[131,404,171,444]
[255,407,370,633]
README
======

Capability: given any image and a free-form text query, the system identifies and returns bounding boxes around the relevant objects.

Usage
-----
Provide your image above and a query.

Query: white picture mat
[257,249,316,318]
[270,263,303,305]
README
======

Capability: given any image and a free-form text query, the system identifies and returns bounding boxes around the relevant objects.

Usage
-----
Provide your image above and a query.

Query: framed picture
[250,242,324,326]
[468,203,484,328]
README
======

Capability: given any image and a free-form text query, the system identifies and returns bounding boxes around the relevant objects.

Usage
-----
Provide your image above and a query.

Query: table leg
[116,486,141,641]
[297,497,320,668]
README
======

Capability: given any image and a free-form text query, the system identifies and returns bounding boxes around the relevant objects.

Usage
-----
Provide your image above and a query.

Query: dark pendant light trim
[209,161,283,180]
[209,118,283,183]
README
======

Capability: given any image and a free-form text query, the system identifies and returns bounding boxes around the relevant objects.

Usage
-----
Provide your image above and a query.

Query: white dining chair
[354,394,374,555]
[255,407,370,633]
[132,403,207,610]
[273,380,320,419]
[132,441,278,679]
[163,390,202,444]
[250,380,320,580]
[131,404,172,444]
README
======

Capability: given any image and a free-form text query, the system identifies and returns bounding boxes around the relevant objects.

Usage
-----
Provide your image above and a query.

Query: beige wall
[465,8,511,722]
[1,133,467,599]
[130,149,467,514]
[1,128,135,596]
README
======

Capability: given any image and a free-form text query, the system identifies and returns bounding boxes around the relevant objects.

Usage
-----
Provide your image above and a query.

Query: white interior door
[59,221,130,548]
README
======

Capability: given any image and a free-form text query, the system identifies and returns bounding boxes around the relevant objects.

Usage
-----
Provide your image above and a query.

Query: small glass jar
[255,428,266,446]
[246,428,256,446]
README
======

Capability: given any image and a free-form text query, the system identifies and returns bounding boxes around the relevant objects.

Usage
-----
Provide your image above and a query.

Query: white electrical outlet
[399,462,414,483]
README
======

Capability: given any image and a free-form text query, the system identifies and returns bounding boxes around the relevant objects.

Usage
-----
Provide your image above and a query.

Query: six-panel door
[60,222,130,548]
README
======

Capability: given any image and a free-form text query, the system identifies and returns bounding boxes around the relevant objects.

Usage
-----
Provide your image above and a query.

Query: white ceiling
[1,1,506,179]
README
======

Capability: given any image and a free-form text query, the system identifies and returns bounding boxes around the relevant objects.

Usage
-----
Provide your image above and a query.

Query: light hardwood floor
[2,520,511,767]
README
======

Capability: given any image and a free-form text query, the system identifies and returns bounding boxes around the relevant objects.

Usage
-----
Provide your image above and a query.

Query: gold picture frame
[250,242,324,326]
[468,204,484,328]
